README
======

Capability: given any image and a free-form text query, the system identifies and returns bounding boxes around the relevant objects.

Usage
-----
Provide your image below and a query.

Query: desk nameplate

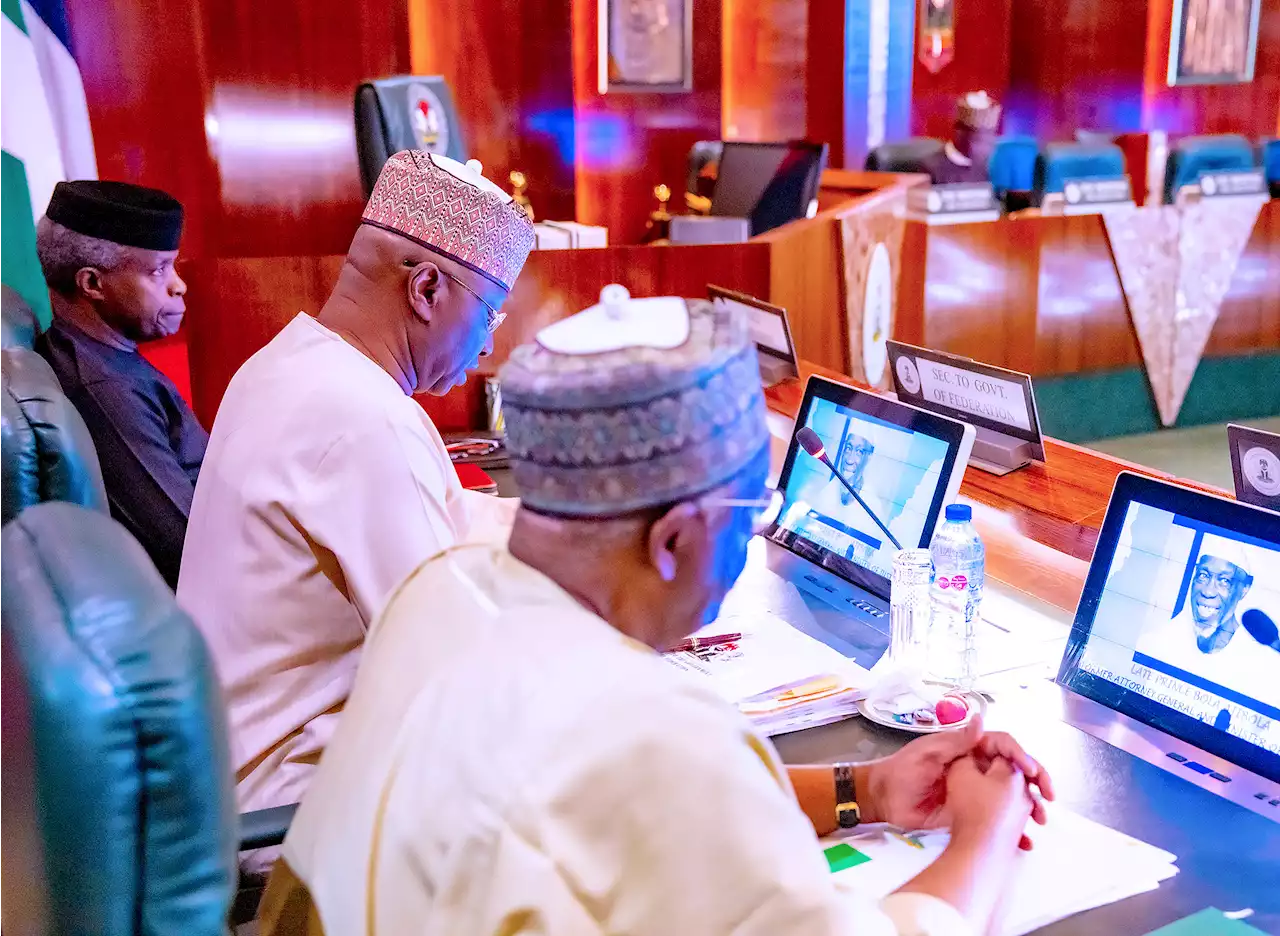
[906,182,1001,225]
[1199,167,1268,199]
[887,341,1047,470]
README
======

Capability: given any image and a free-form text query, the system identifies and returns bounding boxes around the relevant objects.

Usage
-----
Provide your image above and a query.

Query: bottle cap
[945,503,972,523]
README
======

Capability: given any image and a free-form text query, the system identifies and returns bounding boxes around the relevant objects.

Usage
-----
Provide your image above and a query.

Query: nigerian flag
[2,0,96,326]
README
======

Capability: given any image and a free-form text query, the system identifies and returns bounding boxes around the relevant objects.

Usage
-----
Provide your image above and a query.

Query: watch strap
[834,762,861,829]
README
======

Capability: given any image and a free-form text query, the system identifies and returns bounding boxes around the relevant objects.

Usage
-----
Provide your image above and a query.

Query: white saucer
[856,690,987,734]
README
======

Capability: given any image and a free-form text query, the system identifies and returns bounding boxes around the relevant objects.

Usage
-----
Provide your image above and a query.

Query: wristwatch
[834,763,861,829]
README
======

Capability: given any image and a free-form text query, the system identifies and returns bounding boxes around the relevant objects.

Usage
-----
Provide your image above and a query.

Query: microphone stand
[821,461,902,550]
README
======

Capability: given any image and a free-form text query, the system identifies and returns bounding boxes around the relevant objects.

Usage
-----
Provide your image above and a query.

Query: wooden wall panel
[63,0,220,258]
[65,0,410,260]
[803,0,848,167]
[1006,0,1149,141]
[571,0,723,244]
[1032,216,1138,375]
[183,243,773,431]
[722,0,808,142]
[200,0,409,257]
[409,0,576,222]
[910,0,1014,139]
[913,221,1040,372]
[896,204,1280,379]
[1143,0,1280,137]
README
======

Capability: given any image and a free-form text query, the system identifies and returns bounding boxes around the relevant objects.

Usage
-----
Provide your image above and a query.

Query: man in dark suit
[921,91,1002,185]
[35,180,207,588]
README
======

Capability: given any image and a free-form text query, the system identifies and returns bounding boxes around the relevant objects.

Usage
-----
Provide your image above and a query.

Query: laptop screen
[766,378,970,599]
[1058,473,1280,781]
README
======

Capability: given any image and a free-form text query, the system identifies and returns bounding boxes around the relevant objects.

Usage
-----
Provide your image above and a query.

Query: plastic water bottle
[928,503,985,689]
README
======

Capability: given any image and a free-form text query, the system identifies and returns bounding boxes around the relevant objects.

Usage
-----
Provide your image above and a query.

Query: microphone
[795,427,902,550]
[1241,608,1280,650]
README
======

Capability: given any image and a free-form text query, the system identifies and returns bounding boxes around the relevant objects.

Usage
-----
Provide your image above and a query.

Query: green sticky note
[1142,908,1268,936]
[824,842,871,873]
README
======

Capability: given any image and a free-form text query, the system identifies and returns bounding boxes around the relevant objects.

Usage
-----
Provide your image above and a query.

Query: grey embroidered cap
[499,295,769,517]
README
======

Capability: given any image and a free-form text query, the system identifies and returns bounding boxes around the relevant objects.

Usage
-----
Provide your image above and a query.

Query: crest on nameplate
[407,83,450,154]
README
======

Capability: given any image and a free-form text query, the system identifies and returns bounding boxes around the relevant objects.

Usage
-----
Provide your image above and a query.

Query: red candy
[935,694,970,725]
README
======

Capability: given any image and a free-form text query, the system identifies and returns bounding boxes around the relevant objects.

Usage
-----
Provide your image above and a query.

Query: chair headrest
[1,347,107,524]
[988,136,1039,194]
[864,138,944,172]
[1164,134,1256,202]
[1035,141,1127,195]
[1,502,238,933]
[354,75,467,196]
[2,285,40,351]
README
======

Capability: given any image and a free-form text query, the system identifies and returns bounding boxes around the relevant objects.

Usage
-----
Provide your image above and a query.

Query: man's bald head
[318,224,505,397]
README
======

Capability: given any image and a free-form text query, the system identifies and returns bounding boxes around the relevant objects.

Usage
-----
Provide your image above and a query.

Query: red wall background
[66,0,410,261]
[66,0,1280,260]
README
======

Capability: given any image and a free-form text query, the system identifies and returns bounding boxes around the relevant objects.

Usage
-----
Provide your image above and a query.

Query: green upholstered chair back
[1,346,108,524]
[1,502,239,935]
[2,284,40,351]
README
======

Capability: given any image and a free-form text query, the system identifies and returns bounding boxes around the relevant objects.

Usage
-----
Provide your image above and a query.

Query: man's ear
[407,261,443,324]
[647,502,704,583]
[74,267,107,303]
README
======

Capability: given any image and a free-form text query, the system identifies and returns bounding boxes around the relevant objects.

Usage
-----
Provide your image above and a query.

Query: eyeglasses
[443,269,507,334]
[699,489,785,535]
[404,259,507,333]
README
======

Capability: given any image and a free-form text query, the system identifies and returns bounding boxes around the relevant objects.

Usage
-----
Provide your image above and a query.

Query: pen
[667,632,742,653]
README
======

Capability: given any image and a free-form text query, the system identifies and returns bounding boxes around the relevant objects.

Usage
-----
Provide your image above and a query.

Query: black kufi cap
[45,180,184,251]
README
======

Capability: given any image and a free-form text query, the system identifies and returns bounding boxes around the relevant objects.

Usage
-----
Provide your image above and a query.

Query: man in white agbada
[1137,534,1280,710]
[177,151,535,833]
[259,296,1054,935]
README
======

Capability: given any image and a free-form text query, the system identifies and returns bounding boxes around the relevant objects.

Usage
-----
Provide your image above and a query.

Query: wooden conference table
[758,366,1280,936]
[484,362,1278,934]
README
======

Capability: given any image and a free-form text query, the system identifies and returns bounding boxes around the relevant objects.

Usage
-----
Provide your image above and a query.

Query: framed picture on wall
[1169,0,1261,85]
[598,0,693,93]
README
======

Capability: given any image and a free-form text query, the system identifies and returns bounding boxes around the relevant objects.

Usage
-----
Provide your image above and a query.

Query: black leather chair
[710,140,829,236]
[1,502,297,933]
[1,345,108,524]
[354,74,467,196]
[864,137,944,173]
[686,139,724,206]
[2,284,40,350]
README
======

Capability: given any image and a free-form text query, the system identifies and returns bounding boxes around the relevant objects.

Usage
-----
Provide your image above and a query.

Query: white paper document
[823,805,1178,936]
[665,554,870,735]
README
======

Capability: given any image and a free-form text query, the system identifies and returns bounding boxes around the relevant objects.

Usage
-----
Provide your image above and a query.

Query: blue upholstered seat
[1034,141,1127,202]
[1259,138,1280,197]
[1163,134,1256,204]
[988,136,1038,198]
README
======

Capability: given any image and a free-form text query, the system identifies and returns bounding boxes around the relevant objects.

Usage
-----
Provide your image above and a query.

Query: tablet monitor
[708,285,799,386]
[764,376,975,599]
[1057,472,1280,783]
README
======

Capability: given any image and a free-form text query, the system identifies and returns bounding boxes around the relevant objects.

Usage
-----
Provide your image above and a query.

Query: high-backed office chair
[1162,134,1255,204]
[1034,141,1127,204]
[711,140,829,236]
[988,136,1039,210]
[1,346,107,524]
[864,138,944,173]
[354,75,467,197]
[1,502,297,933]
[2,283,40,350]
[687,139,724,203]
[1258,138,1280,198]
